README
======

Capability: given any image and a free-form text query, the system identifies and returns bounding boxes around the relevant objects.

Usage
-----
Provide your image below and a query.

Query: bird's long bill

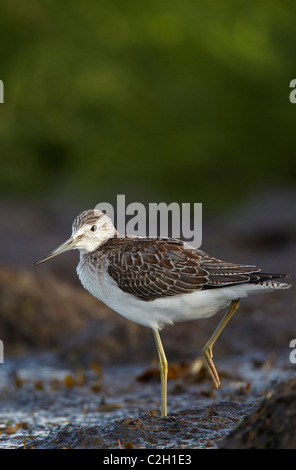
[33,236,76,266]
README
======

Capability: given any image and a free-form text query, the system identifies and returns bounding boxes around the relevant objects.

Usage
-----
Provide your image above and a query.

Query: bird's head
[33,209,117,265]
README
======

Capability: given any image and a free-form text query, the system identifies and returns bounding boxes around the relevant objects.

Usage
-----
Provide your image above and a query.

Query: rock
[27,402,254,449]
[219,378,296,449]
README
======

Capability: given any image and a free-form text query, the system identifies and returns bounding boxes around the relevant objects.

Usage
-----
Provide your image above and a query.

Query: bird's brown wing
[102,237,267,301]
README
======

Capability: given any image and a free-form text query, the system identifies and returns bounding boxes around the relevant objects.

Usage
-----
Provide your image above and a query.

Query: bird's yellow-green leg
[202,298,240,389]
[153,329,168,417]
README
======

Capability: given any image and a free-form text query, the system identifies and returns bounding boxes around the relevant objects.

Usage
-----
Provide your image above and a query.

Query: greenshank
[33,209,291,417]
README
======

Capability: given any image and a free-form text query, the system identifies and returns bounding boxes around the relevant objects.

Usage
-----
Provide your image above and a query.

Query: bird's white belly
[77,261,198,328]
[76,258,269,330]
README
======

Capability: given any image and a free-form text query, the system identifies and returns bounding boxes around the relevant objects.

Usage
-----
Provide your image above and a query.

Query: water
[0,351,294,448]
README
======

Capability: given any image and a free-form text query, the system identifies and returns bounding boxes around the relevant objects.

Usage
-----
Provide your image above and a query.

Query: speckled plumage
[72,211,289,329]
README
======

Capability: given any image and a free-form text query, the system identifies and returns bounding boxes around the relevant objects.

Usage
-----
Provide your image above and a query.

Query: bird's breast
[76,254,107,301]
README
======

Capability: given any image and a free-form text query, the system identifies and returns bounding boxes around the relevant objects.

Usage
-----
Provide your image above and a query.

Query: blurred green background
[1,0,296,210]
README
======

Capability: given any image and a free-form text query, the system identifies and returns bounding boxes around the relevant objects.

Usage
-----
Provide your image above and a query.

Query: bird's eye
[90,224,97,232]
